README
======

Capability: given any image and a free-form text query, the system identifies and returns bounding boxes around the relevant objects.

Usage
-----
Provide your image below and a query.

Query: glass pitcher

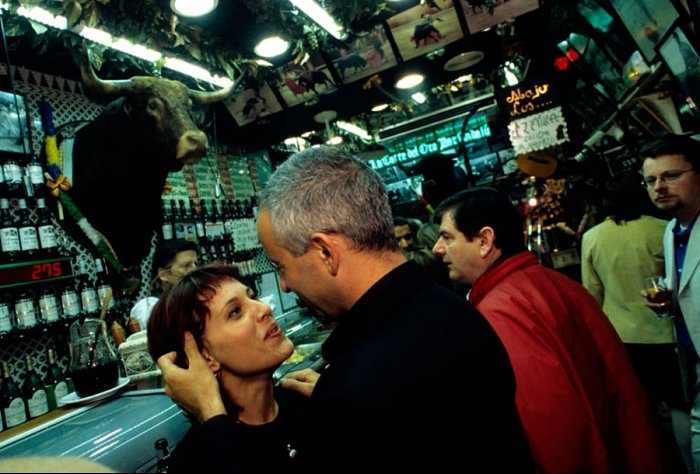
[68,318,119,397]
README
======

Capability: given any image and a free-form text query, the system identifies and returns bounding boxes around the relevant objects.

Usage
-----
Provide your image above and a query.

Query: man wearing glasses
[641,132,700,472]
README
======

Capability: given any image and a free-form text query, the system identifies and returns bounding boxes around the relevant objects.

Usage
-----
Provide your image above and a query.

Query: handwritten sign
[232,218,261,251]
[504,83,555,119]
[508,106,569,155]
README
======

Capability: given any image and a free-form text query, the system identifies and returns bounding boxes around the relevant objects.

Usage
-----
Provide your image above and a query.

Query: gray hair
[259,146,398,256]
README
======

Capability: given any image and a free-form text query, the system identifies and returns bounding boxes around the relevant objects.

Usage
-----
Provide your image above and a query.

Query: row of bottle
[161,197,257,244]
[0,197,60,263]
[0,153,47,200]
[0,258,116,338]
[0,350,71,431]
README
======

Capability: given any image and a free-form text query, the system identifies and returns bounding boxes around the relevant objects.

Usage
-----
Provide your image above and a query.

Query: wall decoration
[225,82,283,127]
[508,106,569,155]
[0,91,31,154]
[327,25,398,84]
[658,26,700,110]
[611,0,679,63]
[387,0,463,62]
[460,0,539,35]
[271,52,336,107]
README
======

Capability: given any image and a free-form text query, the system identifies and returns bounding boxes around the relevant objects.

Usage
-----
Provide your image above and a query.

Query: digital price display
[0,257,73,289]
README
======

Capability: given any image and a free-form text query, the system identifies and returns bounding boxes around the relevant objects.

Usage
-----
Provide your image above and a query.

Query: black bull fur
[60,67,234,276]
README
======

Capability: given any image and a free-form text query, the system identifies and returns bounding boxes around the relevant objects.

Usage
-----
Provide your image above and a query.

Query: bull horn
[80,44,135,97]
[189,77,237,104]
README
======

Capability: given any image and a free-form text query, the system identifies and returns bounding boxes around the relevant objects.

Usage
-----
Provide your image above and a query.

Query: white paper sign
[508,106,569,155]
[232,218,260,251]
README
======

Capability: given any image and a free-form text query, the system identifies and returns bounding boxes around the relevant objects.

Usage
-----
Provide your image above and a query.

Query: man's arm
[157,332,227,423]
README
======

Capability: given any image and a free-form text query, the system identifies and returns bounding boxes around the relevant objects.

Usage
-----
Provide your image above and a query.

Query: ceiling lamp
[337,121,372,141]
[371,103,389,112]
[411,92,427,104]
[314,110,344,146]
[444,51,484,72]
[289,0,347,40]
[395,73,424,90]
[254,36,290,58]
[171,0,218,17]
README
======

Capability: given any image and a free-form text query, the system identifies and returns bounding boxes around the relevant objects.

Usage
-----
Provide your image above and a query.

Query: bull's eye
[147,99,159,112]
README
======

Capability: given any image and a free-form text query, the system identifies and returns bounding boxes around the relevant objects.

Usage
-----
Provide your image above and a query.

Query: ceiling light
[254,36,290,58]
[16,6,67,29]
[163,57,234,88]
[255,59,274,67]
[327,135,344,145]
[171,0,218,17]
[395,73,424,89]
[371,103,389,112]
[411,92,427,104]
[289,0,347,40]
[455,74,472,83]
[337,121,372,141]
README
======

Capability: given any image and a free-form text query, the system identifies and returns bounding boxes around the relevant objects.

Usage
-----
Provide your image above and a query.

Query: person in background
[432,186,683,473]
[148,263,307,473]
[641,132,700,472]
[581,172,682,428]
[157,146,533,472]
[130,239,198,330]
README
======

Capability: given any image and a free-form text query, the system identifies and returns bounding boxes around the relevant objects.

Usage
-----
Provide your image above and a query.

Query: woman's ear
[200,346,221,374]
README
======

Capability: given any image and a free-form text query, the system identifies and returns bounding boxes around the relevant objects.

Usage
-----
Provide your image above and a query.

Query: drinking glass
[642,276,673,319]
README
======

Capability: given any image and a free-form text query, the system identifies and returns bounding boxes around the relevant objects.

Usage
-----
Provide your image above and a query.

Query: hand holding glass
[642,276,673,319]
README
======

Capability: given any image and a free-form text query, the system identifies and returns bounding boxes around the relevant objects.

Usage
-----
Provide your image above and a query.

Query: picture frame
[387,0,464,63]
[611,0,679,64]
[0,91,31,154]
[225,81,283,127]
[657,25,700,111]
[326,24,398,84]
[459,0,539,35]
[271,52,336,108]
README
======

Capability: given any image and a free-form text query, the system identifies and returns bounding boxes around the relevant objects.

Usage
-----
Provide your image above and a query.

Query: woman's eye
[228,306,242,319]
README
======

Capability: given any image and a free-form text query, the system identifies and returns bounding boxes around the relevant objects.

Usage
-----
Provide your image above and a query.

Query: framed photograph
[658,26,700,110]
[271,52,336,108]
[387,0,464,62]
[460,0,539,35]
[327,24,398,84]
[0,91,31,154]
[225,81,283,127]
[611,0,679,63]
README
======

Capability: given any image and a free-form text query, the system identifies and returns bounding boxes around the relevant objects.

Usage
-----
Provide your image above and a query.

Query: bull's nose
[177,131,209,162]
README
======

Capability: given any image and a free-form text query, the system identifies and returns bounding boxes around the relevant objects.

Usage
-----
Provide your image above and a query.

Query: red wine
[69,361,119,398]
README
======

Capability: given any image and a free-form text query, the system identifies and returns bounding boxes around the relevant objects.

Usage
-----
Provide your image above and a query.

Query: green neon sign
[369,115,491,170]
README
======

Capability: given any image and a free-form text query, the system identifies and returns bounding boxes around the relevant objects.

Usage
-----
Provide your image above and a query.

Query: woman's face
[201,279,294,378]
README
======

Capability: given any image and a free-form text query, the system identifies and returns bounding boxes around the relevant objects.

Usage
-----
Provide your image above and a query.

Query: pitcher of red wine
[68,318,119,397]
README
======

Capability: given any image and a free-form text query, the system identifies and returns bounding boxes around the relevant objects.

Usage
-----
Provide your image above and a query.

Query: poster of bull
[225,81,283,127]
[0,91,31,154]
[271,52,337,107]
[326,25,398,84]
[459,0,539,35]
[386,0,464,62]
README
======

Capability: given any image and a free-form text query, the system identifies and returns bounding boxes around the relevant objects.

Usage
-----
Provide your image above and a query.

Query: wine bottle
[94,257,115,315]
[77,270,99,317]
[1,361,27,428]
[38,285,62,326]
[25,155,45,199]
[2,155,23,198]
[211,200,224,240]
[0,198,20,264]
[60,280,82,320]
[44,348,69,410]
[22,355,49,418]
[161,201,174,241]
[14,288,39,331]
[17,198,39,260]
[35,198,59,257]
[0,291,14,337]
[175,200,188,240]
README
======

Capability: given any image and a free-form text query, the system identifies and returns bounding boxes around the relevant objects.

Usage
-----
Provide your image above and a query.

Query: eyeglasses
[641,168,695,188]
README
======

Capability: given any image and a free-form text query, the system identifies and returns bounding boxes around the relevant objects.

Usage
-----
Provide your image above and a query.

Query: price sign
[0,257,73,289]
[232,218,261,252]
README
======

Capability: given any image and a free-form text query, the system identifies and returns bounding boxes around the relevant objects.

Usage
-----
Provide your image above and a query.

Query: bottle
[110,320,126,348]
[127,316,141,336]
[37,285,62,326]
[22,355,49,418]
[35,198,59,257]
[195,200,208,248]
[1,361,27,428]
[0,292,14,337]
[2,154,23,198]
[14,288,39,331]
[25,155,45,198]
[0,198,20,264]
[77,271,99,317]
[60,280,82,320]
[94,257,115,315]
[161,201,174,241]
[17,198,39,260]
[175,200,188,240]
[0,163,5,196]
[44,348,70,410]
[210,200,224,240]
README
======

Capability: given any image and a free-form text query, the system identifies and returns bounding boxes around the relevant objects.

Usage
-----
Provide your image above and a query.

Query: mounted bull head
[59,46,236,276]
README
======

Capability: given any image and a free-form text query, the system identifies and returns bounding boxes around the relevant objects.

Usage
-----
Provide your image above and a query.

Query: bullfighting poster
[271,51,337,108]
[326,24,398,84]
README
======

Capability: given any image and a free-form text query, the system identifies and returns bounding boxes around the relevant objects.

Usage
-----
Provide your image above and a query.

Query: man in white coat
[642,132,700,472]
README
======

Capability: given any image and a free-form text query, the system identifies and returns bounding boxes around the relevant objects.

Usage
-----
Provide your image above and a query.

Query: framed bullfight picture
[0,91,31,154]
[225,81,283,127]
[460,0,539,35]
[387,0,464,62]
[272,52,337,108]
[611,0,679,63]
[327,24,398,84]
